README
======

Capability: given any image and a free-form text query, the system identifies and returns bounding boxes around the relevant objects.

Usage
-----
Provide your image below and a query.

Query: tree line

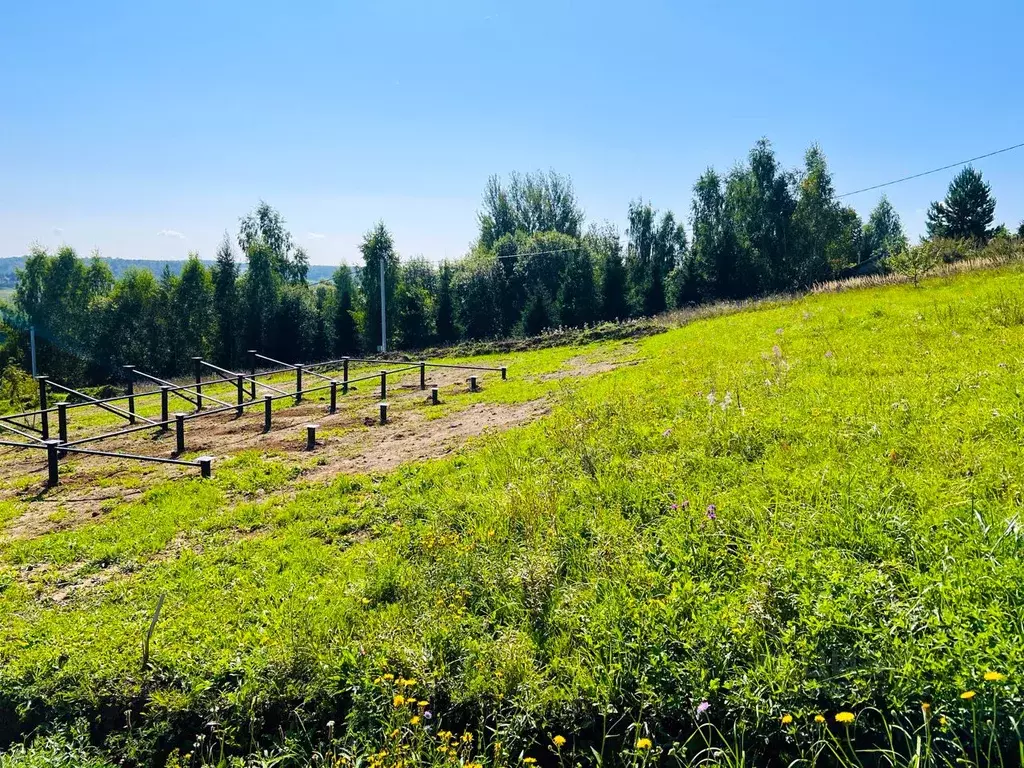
[3,139,1016,386]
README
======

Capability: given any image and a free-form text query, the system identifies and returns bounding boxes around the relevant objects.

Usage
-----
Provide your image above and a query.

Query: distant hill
[0,256,339,289]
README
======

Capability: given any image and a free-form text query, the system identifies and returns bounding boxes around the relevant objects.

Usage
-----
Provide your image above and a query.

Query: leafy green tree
[1017,221,1024,240]
[332,265,360,355]
[15,246,111,382]
[94,268,161,375]
[925,166,996,242]
[861,196,907,263]
[435,261,457,344]
[454,258,503,339]
[478,170,584,248]
[887,242,941,286]
[238,201,307,284]
[211,234,240,366]
[359,222,400,352]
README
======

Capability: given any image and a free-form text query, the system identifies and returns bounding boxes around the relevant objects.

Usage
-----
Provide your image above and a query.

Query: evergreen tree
[212,234,240,366]
[395,257,437,349]
[925,166,996,242]
[175,254,214,364]
[359,222,400,352]
[435,261,457,344]
[725,139,796,291]
[586,223,628,320]
[791,145,856,285]
[691,169,740,297]
[241,240,281,354]
[332,265,360,355]
[521,289,554,336]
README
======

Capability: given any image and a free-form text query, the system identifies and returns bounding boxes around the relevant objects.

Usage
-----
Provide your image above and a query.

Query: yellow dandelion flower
[921,702,931,711]
[417,700,428,707]
[522,758,537,765]
[383,674,394,681]
[814,715,825,723]
[462,732,474,744]
[411,716,421,726]
[553,735,567,748]
[984,671,1006,682]
[636,738,653,750]
[940,716,948,727]
[393,694,405,707]
[835,712,855,724]
[960,690,976,700]
[781,714,793,725]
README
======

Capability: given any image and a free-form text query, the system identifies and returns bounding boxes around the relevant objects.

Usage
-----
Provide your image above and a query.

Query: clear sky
[2,0,1022,266]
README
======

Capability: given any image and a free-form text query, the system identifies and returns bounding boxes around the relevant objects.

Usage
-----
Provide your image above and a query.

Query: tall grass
[2,267,1024,766]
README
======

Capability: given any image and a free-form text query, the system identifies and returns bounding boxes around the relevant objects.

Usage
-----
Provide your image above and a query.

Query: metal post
[264,395,272,433]
[379,257,387,353]
[248,350,257,399]
[343,357,349,387]
[329,380,337,413]
[174,413,185,455]
[198,456,212,479]
[192,357,203,410]
[470,375,478,392]
[295,365,303,404]
[305,423,318,451]
[501,367,507,380]
[235,375,244,416]
[380,370,387,400]
[420,361,426,390]
[57,402,68,456]
[37,376,50,440]
[29,326,37,378]
[160,386,170,430]
[45,439,59,487]
[124,365,136,424]
[379,402,388,425]
[431,386,439,405]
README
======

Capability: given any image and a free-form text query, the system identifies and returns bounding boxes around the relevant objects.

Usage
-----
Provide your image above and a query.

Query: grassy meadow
[2,267,1024,766]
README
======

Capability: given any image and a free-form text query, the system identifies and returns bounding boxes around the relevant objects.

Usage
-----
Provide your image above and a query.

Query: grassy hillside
[2,267,1024,766]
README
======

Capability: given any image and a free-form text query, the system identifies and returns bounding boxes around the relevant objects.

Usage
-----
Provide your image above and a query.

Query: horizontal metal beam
[47,380,158,425]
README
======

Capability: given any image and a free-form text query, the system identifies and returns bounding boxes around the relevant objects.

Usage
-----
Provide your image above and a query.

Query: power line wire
[837,141,1024,198]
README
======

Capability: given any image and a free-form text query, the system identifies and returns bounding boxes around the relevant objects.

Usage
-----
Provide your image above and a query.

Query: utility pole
[29,326,37,378]
[379,257,387,353]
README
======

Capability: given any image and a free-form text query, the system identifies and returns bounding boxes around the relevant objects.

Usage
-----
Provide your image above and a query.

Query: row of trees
[4,141,1015,385]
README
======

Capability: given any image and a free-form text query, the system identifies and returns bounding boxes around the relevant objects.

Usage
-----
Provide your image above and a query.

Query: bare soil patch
[0,366,547,540]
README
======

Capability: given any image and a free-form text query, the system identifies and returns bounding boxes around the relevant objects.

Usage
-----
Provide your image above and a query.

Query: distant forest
[0,256,338,289]
[3,138,1019,387]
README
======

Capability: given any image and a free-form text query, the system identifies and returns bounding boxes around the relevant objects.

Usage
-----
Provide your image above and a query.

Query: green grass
[2,267,1024,766]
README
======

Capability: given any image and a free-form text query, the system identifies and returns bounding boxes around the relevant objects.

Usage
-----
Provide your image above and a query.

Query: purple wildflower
[706,504,717,520]
[662,428,672,437]
[670,503,679,511]
[423,710,433,720]
[697,701,710,717]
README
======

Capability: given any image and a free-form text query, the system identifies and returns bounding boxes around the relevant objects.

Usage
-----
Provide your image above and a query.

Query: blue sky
[2,0,1022,266]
